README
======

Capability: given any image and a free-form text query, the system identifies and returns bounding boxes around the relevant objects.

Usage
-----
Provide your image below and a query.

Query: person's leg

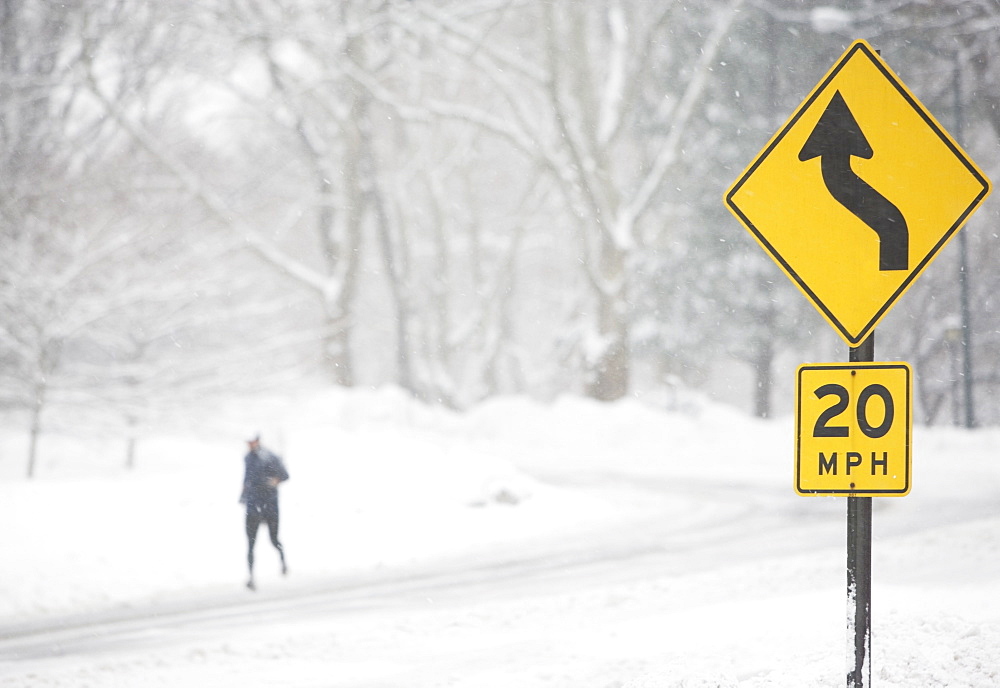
[245,506,262,589]
[265,508,287,575]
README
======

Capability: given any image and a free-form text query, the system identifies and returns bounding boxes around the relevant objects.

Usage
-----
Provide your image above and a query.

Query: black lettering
[871,451,888,476]
[858,384,894,438]
[819,452,838,475]
[814,384,849,437]
[846,452,863,475]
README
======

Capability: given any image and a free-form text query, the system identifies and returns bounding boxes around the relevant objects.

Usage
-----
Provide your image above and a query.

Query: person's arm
[239,455,251,503]
[267,453,289,486]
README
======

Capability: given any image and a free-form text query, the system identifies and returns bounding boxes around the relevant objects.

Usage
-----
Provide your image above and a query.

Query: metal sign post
[847,334,874,688]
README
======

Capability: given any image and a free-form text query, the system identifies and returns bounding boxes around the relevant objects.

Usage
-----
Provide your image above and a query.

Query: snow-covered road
[2,389,1000,686]
[0,485,846,686]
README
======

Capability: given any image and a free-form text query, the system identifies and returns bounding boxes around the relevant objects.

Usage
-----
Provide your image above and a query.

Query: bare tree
[394,0,746,401]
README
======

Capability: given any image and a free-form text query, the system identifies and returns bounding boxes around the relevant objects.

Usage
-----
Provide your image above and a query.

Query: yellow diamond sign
[725,40,991,346]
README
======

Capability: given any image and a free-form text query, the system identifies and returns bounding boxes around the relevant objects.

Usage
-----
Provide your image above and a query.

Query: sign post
[795,342,912,687]
[847,335,874,688]
[724,39,991,688]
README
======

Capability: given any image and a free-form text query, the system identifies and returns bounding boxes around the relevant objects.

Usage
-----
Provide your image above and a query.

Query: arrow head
[799,91,873,162]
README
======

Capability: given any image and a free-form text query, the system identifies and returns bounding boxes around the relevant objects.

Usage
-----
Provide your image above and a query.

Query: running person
[239,435,289,590]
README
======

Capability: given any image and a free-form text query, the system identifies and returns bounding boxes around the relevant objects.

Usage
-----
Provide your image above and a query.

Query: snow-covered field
[1,386,999,686]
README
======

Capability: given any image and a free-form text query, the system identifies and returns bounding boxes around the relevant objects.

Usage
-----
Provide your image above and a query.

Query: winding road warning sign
[798,90,909,272]
[725,40,991,346]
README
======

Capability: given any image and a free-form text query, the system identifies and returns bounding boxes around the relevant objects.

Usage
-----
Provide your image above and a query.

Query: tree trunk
[26,387,44,479]
[585,241,630,402]
[752,339,773,419]
[365,111,415,394]
[125,414,139,470]
[585,320,630,401]
[316,29,370,388]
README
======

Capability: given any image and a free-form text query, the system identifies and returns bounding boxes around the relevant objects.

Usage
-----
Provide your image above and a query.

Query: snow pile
[1,386,1000,687]
[0,388,624,619]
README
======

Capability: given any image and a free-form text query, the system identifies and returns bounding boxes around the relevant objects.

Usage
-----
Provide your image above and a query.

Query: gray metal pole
[953,55,976,428]
[847,333,874,688]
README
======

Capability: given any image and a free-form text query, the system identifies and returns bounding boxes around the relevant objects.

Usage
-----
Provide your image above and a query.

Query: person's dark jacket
[240,447,289,509]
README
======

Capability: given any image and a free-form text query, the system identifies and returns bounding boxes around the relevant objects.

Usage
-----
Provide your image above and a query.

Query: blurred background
[3,0,999,477]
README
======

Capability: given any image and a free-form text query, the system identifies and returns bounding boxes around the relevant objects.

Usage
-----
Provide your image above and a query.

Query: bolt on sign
[724,40,991,347]
[795,363,911,496]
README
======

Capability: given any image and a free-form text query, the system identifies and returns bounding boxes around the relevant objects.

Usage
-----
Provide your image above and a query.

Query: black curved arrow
[799,91,908,271]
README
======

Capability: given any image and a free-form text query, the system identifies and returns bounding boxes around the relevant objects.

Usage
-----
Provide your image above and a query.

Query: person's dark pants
[246,501,286,576]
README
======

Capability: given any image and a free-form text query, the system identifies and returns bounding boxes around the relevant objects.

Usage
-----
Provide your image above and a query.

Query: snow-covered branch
[624,0,745,234]
[80,60,331,297]
[408,1,546,84]
[597,1,628,147]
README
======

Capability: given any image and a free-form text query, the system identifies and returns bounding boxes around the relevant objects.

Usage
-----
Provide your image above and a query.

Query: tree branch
[80,59,330,297]
[625,0,745,231]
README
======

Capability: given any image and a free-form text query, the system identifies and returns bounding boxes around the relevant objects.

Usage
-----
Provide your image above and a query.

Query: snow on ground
[1,386,1000,686]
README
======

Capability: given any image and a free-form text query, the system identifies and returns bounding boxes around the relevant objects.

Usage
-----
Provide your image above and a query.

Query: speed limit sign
[795,362,912,496]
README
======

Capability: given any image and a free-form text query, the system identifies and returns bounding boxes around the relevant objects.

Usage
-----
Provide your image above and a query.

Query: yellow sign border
[795,362,912,497]
[725,40,991,346]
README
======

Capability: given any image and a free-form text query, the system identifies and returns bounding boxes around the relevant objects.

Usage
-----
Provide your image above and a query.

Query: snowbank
[1,386,999,687]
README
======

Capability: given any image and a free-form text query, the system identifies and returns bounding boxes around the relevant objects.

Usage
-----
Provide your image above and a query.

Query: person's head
[247,435,261,451]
